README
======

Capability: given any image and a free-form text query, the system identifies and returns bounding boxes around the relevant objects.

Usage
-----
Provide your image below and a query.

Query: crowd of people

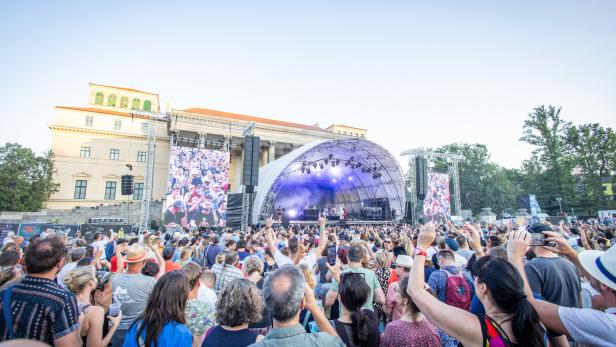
[0,215,614,347]
[165,147,230,229]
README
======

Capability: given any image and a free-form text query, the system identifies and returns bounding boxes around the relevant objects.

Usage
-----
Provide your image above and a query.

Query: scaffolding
[400,148,463,224]
[129,110,168,233]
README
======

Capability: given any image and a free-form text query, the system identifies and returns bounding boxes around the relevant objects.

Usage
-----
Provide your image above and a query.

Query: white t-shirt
[454,253,468,268]
[197,285,217,306]
[427,246,439,258]
[558,306,616,347]
[274,249,317,269]
[91,240,108,259]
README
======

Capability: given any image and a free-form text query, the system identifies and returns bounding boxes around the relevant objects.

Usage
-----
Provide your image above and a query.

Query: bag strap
[2,285,16,339]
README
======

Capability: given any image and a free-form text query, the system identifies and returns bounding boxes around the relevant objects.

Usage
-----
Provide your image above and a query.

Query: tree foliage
[416,105,616,217]
[0,143,59,211]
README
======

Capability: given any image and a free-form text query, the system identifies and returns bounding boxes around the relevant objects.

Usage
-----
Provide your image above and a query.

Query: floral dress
[374,266,391,312]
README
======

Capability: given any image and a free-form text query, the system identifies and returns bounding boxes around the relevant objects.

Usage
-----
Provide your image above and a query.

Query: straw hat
[578,246,616,291]
[125,244,148,263]
[393,255,414,268]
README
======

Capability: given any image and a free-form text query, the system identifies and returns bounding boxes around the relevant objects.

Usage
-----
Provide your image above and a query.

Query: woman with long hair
[407,223,545,347]
[372,251,391,319]
[332,272,380,347]
[380,276,440,347]
[63,266,121,347]
[123,270,192,347]
[201,278,264,347]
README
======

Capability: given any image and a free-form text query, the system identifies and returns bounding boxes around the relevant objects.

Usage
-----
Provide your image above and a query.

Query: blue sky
[0,1,614,168]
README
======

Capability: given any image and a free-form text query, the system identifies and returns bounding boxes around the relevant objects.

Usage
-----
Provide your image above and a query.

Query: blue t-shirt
[202,325,258,347]
[123,321,192,347]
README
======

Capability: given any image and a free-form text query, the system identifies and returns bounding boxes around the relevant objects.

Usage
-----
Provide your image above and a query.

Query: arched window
[131,98,141,110]
[143,100,152,111]
[95,92,104,105]
[107,94,116,107]
[120,96,129,108]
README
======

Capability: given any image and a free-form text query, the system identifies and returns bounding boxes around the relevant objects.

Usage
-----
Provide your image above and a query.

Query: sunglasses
[384,240,392,244]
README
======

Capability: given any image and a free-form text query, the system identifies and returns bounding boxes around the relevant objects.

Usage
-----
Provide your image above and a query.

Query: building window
[95,92,104,105]
[133,182,144,200]
[120,96,129,108]
[140,122,149,134]
[74,180,87,199]
[114,119,122,131]
[85,115,94,127]
[107,94,117,107]
[80,146,91,158]
[143,100,152,111]
[131,98,141,110]
[137,151,146,162]
[104,181,117,200]
[109,149,119,160]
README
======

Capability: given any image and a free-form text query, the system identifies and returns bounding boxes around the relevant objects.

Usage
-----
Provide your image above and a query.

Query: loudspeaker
[121,175,134,195]
[415,157,428,200]
[405,201,413,221]
[242,136,261,187]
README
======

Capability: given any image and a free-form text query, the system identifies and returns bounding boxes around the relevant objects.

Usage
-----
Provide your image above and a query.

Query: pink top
[380,319,441,347]
[385,282,404,321]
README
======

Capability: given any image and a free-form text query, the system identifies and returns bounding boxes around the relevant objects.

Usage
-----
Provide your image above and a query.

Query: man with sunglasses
[325,244,385,312]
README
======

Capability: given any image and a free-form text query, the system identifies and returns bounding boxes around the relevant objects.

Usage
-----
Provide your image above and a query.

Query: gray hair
[263,264,306,322]
[215,278,263,326]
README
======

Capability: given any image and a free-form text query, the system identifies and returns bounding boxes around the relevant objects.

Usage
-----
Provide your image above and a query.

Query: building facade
[47,83,367,209]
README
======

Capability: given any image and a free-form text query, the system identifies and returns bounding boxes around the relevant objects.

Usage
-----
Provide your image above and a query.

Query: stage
[286,219,399,226]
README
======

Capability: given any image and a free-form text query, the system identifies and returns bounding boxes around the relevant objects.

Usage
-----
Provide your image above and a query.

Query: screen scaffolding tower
[130,110,168,233]
[400,148,463,224]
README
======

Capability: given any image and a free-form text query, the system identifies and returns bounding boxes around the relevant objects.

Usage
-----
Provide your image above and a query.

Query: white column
[268,141,277,163]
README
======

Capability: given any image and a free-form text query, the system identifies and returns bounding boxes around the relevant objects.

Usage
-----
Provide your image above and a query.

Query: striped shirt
[0,277,80,344]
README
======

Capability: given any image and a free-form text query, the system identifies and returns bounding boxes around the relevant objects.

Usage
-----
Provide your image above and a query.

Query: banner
[423,173,451,223]
[165,146,230,228]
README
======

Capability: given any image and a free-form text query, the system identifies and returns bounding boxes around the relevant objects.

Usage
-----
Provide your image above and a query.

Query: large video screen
[165,146,230,228]
[423,173,451,223]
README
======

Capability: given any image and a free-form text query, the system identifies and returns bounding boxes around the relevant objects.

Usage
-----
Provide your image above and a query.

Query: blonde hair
[180,247,193,262]
[374,251,388,268]
[63,266,94,294]
[299,263,316,289]
[243,255,263,276]
[400,235,413,255]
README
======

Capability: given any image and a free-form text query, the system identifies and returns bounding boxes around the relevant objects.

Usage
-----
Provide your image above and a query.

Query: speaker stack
[415,157,428,200]
[121,175,134,195]
[242,135,261,193]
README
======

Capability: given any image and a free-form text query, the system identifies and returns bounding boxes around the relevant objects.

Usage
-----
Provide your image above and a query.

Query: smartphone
[327,245,337,265]
[529,233,546,246]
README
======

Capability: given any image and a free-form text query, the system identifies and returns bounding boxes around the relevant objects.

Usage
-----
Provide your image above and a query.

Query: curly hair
[243,255,263,276]
[215,278,263,327]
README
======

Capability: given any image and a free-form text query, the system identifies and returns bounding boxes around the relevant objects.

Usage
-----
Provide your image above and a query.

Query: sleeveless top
[478,315,517,347]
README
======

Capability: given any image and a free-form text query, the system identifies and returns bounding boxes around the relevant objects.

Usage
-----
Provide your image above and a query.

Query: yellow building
[47,84,367,209]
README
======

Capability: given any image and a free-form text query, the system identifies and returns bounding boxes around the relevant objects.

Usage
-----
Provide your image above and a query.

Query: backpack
[443,268,472,311]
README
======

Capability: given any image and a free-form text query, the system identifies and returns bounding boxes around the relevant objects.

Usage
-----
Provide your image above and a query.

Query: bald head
[262,264,306,323]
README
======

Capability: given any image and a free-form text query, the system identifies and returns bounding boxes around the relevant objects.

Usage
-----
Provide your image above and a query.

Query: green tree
[519,105,575,211]
[431,143,520,215]
[0,143,59,211]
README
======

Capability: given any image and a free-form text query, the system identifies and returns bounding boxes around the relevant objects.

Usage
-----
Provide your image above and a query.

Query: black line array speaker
[405,201,413,222]
[242,135,261,188]
[121,175,134,195]
[415,157,428,200]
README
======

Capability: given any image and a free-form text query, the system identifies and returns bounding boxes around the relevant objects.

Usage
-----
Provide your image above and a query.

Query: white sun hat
[578,246,616,291]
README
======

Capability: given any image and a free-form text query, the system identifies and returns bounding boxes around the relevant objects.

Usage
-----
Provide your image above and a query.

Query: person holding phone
[525,223,582,347]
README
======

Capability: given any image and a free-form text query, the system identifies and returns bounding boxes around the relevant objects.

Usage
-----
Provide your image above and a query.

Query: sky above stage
[1,1,615,169]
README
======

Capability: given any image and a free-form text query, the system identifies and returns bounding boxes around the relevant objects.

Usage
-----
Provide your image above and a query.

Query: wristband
[414,248,427,257]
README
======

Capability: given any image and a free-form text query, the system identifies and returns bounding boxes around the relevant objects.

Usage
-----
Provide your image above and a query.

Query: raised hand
[417,222,436,250]
[507,231,530,262]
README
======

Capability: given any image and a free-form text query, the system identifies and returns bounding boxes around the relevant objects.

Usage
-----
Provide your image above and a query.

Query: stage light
[328,154,334,160]
[332,178,337,183]
[348,176,353,181]
[288,209,298,218]
[356,163,362,168]
[335,159,340,166]
[313,163,317,169]
[324,159,329,164]
[330,166,341,176]
[319,163,324,169]
[306,168,311,174]
[301,166,305,173]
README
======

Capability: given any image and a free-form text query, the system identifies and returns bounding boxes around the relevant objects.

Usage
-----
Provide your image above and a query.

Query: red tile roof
[326,124,367,131]
[55,106,150,120]
[183,107,329,132]
[89,83,158,96]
